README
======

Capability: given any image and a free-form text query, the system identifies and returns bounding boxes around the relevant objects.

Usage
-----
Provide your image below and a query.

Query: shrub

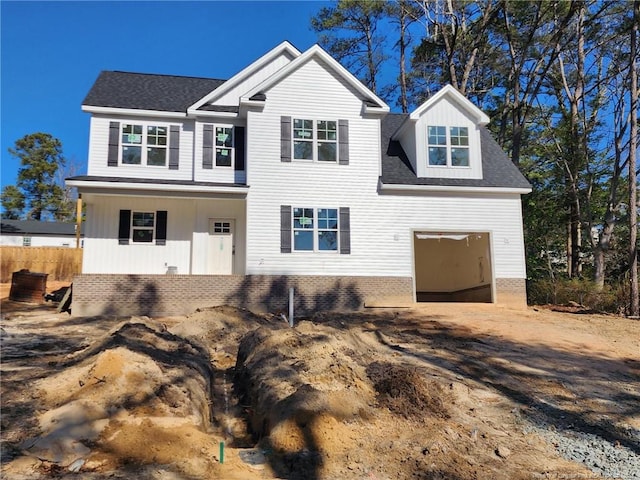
[527,277,629,314]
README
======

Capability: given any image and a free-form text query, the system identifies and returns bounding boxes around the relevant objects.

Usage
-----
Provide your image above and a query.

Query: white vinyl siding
[243,57,525,280]
[213,51,296,107]
[396,96,483,180]
[87,115,194,181]
[81,195,246,275]
[194,121,246,184]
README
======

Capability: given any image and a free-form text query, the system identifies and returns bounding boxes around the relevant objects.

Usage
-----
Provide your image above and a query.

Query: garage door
[413,232,493,303]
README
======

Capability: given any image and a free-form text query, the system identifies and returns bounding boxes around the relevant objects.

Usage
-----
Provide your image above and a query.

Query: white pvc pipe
[288,287,294,327]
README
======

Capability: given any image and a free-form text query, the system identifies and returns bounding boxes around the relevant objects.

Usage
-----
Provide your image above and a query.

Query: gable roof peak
[187,40,302,113]
[409,84,490,124]
[241,42,389,112]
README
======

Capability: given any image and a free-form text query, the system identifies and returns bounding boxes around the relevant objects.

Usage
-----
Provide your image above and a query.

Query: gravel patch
[524,418,640,480]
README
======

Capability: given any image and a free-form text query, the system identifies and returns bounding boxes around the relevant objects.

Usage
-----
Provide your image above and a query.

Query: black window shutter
[338,119,349,165]
[156,211,167,245]
[169,126,179,170]
[281,116,291,162]
[281,205,292,253]
[118,210,131,245]
[203,124,213,169]
[235,126,245,171]
[108,121,120,167]
[339,207,350,254]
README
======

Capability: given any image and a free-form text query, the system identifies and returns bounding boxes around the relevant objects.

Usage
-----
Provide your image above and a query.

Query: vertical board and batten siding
[87,115,195,181]
[82,196,195,274]
[213,51,296,106]
[243,56,526,279]
[82,195,247,275]
[193,120,246,184]
[190,198,247,275]
[414,97,483,179]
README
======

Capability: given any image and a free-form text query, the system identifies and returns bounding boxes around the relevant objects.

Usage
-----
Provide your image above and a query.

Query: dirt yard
[1,281,639,479]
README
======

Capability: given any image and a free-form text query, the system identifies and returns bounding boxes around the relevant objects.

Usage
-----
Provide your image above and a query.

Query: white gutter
[66,179,249,195]
[379,181,531,195]
[187,110,239,118]
[82,105,187,118]
[363,104,390,115]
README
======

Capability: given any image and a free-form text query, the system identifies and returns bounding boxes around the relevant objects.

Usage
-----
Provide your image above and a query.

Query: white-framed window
[131,211,155,243]
[293,119,337,162]
[292,207,338,251]
[427,126,469,167]
[213,221,231,233]
[22,236,31,247]
[215,126,234,167]
[121,123,168,167]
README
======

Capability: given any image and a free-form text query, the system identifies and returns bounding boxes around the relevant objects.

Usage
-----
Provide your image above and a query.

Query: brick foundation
[495,278,528,308]
[71,274,527,317]
[71,274,414,317]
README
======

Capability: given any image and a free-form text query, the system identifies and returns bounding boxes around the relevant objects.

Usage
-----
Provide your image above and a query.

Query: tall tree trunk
[398,1,409,113]
[629,0,639,316]
[557,2,586,278]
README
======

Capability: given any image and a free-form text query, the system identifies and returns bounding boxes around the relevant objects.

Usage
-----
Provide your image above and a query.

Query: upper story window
[428,126,469,167]
[122,124,168,167]
[293,119,337,162]
[215,126,234,167]
[203,124,245,171]
[292,207,338,251]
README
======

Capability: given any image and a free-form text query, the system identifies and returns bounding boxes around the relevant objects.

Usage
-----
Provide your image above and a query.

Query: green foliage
[308,0,636,310]
[311,0,388,93]
[6,132,74,221]
[408,0,501,107]
[1,185,26,220]
[527,277,630,315]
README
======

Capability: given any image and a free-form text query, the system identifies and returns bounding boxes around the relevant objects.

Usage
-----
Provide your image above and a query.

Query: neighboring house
[67,41,531,317]
[0,220,83,247]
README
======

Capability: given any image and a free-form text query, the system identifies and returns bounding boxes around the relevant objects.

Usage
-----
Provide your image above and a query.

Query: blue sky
[1,0,331,190]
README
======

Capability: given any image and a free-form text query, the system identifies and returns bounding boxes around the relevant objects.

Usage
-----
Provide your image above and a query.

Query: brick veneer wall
[71,274,414,317]
[495,278,528,308]
[71,274,527,317]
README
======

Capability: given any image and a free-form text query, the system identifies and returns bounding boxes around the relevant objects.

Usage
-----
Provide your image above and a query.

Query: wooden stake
[76,197,82,249]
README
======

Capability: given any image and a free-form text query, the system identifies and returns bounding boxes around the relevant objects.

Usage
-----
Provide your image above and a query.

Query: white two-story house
[67,41,531,317]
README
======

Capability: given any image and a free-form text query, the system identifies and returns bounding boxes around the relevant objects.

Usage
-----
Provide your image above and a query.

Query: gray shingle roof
[380,113,531,189]
[82,71,226,112]
[1,220,82,236]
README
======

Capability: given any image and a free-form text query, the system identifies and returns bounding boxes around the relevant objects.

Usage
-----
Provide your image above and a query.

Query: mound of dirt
[235,321,375,437]
[366,361,452,420]
[21,317,221,477]
[3,300,636,480]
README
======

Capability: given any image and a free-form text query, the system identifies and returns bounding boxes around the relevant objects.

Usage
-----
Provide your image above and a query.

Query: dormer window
[427,126,469,167]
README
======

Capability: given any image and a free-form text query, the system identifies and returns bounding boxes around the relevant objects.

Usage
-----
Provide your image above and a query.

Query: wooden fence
[1,247,83,283]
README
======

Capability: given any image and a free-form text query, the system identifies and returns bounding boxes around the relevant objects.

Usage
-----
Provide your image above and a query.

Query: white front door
[208,219,234,274]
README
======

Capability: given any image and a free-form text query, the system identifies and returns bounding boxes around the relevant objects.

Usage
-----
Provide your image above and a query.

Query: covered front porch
[67,176,248,276]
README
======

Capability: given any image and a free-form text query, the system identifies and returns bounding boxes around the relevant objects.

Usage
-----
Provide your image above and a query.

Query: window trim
[120,122,172,168]
[427,125,470,168]
[22,236,31,247]
[292,118,338,163]
[214,125,235,168]
[291,206,339,253]
[131,211,156,243]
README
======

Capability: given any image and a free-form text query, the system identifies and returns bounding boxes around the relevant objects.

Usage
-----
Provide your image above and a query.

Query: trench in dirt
[2,300,640,480]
